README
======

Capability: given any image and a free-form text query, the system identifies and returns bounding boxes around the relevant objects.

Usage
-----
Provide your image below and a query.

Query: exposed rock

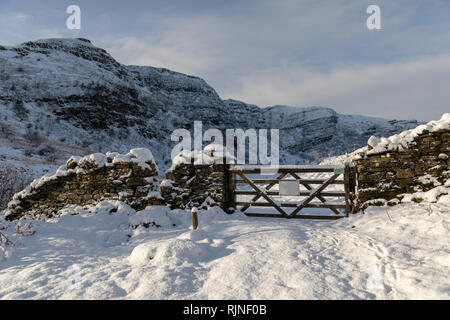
[0,38,421,171]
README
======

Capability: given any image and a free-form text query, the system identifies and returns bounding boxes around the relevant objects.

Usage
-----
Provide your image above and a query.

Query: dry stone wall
[160,147,235,210]
[11,119,448,219]
[4,146,236,220]
[5,149,163,220]
[354,128,449,206]
[161,162,227,210]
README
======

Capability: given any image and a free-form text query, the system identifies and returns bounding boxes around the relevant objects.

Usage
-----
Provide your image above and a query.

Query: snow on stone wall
[4,148,163,220]
[160,146,236,210]
[4,146,237,220]
[354,114,450,207]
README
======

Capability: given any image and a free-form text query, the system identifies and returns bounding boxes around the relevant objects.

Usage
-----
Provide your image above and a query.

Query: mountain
[0,38,420,173]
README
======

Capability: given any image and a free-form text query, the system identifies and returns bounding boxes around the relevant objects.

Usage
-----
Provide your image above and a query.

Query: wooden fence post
[191,207,198,230]
[344,162,351,215]
[222,161,235,213]
[349,165,358,213]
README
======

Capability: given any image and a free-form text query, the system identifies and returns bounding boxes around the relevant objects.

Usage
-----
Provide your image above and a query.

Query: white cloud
[9,12,31,23]
[225,54,450,121]
[0,12,33,45]
[95,1,450,121]
[100,14,232,77]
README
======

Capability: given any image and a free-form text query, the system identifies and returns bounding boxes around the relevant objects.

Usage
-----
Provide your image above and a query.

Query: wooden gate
[227,164,357,219]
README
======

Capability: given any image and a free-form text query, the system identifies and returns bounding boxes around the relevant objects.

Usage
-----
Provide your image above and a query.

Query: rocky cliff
[0,38,420,171]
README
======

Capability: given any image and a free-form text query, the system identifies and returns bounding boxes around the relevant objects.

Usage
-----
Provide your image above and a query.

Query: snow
[129,148,155,164]
[9,148,156,203]
[417,174,441,187]
[169,145,236,172]
[0,38,422,173]
[367,113,450,155]
[111,154,129,164]
[0,38,448,300]
[128,206,174,229]
[401,185,450,204]
[0,191,449,299]
[88,153,108,168]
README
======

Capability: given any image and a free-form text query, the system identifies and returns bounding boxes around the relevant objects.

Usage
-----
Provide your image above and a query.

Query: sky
[0,0,449,121]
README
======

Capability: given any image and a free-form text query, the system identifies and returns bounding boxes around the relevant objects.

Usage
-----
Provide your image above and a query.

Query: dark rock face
[354,129,449,206]
[0,38,420,170]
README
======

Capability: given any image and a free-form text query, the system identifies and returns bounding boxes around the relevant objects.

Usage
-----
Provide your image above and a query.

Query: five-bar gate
[227,164,357,219]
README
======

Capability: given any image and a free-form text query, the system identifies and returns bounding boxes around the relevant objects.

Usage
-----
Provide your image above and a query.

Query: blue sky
[1,0,449,120]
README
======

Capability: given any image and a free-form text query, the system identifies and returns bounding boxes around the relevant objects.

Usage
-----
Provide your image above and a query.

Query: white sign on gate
[279,180,300,196]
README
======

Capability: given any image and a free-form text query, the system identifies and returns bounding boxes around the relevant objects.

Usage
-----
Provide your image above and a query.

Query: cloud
[100,7,450,121]
[9,12,31,23]
[224,54,450,121]
[34,28,64,39]
[99,14,232,77]
[96,0,450,122]
[97,2,366,90]
[0,12,33,44]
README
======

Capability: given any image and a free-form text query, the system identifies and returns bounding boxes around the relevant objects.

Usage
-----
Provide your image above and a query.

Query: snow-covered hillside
[0,38,420,175]
[0,198,448,299]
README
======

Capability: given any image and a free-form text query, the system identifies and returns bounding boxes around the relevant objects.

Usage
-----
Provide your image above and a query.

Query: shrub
[0,163,33,211]
[36,143,56,156]
[12,101,28,120]
[36,144,58,162]
[0,123,15,138]
[23,128,43,146]
[0,72,9,81]
[23,148,33,157]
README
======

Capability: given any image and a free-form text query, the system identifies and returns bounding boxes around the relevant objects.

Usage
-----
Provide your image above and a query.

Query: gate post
[222,160,236,213]
[344,162,351,215]
[349,164,358,213]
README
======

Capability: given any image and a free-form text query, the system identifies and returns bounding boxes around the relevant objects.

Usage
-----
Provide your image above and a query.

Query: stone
[356,128,449,208]
[161,162,226,210]
[66,157,79,170]
[396,168,414,179]
[442,132,450,141]
[5,149,162,220]
[126,177,148,187]
[131,162,156,177]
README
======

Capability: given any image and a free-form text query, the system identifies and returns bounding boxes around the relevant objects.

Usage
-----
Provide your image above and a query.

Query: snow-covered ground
[1,196,448,300]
